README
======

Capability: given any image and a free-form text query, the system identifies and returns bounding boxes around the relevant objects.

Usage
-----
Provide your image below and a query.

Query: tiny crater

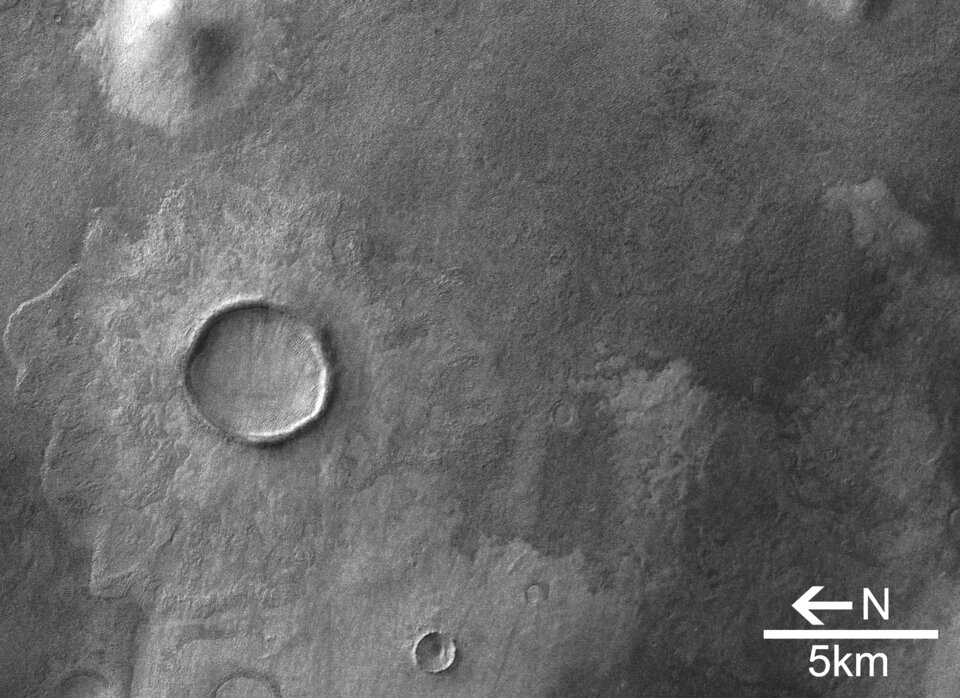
[413,631,457,674]
[57,672,110,698]
[550,400,576,428]
[184,301,332,445]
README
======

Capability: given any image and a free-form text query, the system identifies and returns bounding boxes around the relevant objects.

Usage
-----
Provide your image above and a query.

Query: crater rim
[181,296,332,446]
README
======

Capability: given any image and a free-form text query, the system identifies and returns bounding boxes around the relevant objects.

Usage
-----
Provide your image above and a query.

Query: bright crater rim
[184,300,331,444]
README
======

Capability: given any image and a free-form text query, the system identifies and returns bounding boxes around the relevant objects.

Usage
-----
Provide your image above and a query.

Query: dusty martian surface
[5,0,960,696]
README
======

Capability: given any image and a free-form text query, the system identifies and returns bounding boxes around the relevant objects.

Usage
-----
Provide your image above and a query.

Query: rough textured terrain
[4,0,960,696]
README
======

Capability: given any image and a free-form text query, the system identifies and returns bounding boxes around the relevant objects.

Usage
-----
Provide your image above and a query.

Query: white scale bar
[764,630,939,640]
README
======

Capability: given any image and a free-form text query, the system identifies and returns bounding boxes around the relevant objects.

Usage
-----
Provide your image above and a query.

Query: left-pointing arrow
[792,586,853,626]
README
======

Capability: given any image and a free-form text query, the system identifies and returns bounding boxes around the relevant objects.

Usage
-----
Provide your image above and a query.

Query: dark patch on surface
[681,420,778,586]
[862,0,894,21]
[844,264,898,356]
[528,394,616,561]
[648,194,867,406]
[547,637,825,698]
[925,331,960,429]
[188,23,239,99]
[445,418,518,557]
[920,284,960,502]
[885,180,960,269]
[446,395,618,578]
[927,339,960,495]
[473,10,893,412]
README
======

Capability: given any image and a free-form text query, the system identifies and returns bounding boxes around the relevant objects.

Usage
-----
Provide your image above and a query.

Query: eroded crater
[83,0,274,131]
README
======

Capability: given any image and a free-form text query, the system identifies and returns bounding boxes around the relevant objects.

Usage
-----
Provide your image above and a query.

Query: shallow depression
[184,302,331,444]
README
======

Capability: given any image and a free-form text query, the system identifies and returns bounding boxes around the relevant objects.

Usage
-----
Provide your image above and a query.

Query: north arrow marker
[792,586,853,626]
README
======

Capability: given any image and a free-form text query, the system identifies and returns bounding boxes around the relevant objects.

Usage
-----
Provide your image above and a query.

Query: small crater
[550,399,576,428]
[948,508,960,541]
[215,675,280,698]
[184,300,332,444]
[57,672,110,698]
[413,631,457,674]
[525,582,548,604]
